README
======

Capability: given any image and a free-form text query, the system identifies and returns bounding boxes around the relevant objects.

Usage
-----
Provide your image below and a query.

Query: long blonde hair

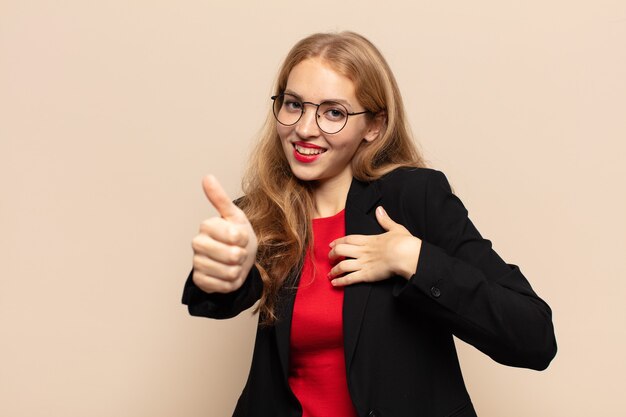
[238,31,426,325]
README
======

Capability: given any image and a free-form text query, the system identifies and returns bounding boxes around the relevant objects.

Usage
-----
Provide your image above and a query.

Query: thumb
[202,175,245,222]
[375,206,403,231]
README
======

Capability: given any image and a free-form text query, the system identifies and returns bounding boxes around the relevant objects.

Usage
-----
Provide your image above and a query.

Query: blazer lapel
[343,177,384,374]
[273,177,383,381]
[274,265,302,382]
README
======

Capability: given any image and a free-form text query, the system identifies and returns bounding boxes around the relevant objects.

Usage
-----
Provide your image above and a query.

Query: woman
[182,32,557,417]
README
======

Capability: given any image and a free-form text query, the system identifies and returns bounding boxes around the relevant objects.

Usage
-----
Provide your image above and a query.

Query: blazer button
[430,286,441,298]
[367,410,381,417]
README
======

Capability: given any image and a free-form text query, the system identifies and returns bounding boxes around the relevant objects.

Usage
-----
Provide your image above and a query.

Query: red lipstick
[292,142,326,163]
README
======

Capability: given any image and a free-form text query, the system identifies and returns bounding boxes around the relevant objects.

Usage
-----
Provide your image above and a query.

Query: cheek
[277,124,290,140]
[333,133,365,153]
[277,127,293,156]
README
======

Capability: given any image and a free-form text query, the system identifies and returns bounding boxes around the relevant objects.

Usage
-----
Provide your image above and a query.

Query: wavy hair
[238,31,426,325]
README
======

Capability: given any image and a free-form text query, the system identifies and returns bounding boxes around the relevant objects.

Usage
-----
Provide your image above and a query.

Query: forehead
[285,58,357,103]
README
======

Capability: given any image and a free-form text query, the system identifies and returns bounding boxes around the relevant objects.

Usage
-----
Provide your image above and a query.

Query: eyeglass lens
[273,93,349,134]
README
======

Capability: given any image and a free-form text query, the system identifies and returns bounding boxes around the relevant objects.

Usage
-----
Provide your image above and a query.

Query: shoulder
[375,167,451,196]
[373,167,471,243]
[360,167,452,237]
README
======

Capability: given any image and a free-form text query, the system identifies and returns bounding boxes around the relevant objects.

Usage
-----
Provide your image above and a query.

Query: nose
[294,105,321,138]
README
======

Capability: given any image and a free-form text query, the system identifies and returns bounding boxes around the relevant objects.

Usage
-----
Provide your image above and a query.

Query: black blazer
[182,168,557,417]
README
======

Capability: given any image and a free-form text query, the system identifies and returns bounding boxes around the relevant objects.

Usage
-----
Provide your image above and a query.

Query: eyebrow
[284,89,354,109]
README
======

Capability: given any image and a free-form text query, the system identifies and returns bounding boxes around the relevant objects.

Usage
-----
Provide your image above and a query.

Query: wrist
[396,236,422,280]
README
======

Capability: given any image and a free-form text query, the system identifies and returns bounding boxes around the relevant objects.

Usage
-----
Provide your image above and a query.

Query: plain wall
[1,1,625,416]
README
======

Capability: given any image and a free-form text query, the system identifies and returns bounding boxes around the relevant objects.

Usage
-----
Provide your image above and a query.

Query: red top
[288,209,358,417]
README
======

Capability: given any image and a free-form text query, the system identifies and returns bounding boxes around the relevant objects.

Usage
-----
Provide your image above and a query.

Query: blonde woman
[182,32,556,417]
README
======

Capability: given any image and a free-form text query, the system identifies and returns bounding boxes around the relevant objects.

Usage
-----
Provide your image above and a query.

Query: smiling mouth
[294,144,327,155]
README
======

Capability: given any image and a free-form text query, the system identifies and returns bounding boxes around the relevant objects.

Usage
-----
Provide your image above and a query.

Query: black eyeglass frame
[270,93,371,134]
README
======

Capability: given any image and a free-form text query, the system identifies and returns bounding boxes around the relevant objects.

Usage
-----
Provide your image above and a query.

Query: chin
[289,166,321,183]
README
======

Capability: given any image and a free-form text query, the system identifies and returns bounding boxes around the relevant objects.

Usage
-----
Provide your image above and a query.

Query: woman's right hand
[191,175,258,294]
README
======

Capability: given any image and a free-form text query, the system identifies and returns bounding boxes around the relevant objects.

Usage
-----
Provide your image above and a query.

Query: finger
[330,271,364,287]
[192,254,243,282]
[202,175,245,222]
[191,234,247,265]
[375,206,404,232]
[330,234,368,248]
[199,217,249,247]
[328,259,360,278]
[329,243,362,261]
[192,270,240,293]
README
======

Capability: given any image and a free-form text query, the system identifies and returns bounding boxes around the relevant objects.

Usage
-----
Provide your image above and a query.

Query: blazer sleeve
[393,169,557,370]
[181,265,263,319]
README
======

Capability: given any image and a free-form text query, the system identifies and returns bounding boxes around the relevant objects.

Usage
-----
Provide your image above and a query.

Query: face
[277,58,381,189]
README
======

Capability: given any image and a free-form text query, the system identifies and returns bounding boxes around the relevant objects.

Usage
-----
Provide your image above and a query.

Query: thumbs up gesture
[191,175,258,294]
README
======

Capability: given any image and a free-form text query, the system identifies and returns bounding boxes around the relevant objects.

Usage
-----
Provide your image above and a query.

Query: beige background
[1,1,625,416]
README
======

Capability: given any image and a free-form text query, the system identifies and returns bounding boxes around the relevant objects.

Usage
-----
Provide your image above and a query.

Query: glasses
[271,93,371,134]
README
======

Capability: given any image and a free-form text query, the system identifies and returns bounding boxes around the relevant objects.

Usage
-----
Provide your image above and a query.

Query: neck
[311,168,353,218]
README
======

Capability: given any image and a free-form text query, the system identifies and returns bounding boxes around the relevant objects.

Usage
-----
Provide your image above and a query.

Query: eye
[284,99,303,112]
[322,104,347,121]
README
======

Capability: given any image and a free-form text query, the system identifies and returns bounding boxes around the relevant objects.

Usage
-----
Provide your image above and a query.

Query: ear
[363,111,387,143]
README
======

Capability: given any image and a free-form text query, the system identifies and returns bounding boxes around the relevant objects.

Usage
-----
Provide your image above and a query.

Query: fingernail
[376,206,386,216]
[329,241,335,248]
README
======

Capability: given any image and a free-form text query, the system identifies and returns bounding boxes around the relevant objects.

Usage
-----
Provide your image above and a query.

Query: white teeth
[295,144,325,155]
